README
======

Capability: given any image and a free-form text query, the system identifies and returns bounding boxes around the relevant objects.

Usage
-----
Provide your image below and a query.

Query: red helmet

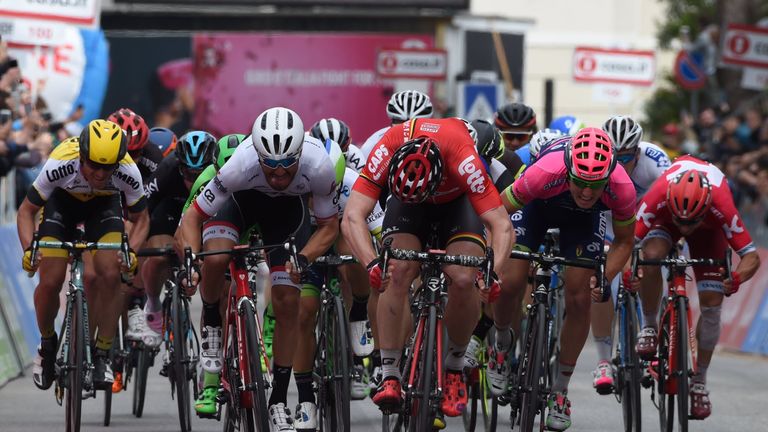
[388,137,443,204]
[564,127,616,182]
[107,108,149,152]
[666,169,712,222]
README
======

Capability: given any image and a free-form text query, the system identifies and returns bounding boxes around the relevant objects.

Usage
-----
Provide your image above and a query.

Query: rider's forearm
[735,250,760,283]
[300,218,339,262]
[606,236,633,281]
[482,206,514,277]
[127,210,150,251]
[16,199,40,250]
[341,210,378,267]
[175,207,204,256]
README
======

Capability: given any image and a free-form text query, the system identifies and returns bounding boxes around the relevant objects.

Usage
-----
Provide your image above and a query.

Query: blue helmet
[549,115,585,135]
[148,127,177,157]
[176,131,216,169]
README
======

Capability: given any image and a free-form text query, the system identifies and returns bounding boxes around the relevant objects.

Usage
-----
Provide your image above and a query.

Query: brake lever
[285,236,303,274]
[27,232,40,278]
[483,247,494,288]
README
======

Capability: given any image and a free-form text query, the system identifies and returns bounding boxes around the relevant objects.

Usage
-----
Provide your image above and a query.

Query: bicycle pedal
[641,375,654,389]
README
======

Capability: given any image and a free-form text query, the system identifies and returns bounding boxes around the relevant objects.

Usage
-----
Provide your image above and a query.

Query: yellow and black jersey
[28,139,147,213]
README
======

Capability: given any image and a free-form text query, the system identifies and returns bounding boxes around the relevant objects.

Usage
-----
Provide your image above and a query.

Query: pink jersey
[506,147,637,223]
[635,155,756,256]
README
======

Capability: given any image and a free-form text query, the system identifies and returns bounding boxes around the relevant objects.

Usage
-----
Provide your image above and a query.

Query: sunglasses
[179,166,203,181]
[83,158,118,172]
[568,174,608,190]
[500,131,533,141]
[674,217,704,227]
[260,156,299,169]
[616,152,637,165]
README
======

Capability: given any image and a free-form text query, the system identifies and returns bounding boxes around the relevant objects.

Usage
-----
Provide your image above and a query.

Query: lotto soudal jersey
[193,135,339,221]
[635,155,756,256]
[28,139,147,212]
[359,126,390,161]
[353,117,502,216]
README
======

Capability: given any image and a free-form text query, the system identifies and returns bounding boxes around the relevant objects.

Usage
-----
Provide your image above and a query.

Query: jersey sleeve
[27,157,71,205]
[353,126,400,199]
[505,152,563,209]
[311,151,341,221]
[711,182,756,256]
[183,165,216,213]
[634,176,669,240]
[448,141,502,215]
[114,161,147,213]
[193,146,250,218]
[605,166,637,225]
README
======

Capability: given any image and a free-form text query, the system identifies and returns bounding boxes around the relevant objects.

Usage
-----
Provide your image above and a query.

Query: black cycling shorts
[381,195,486,249]
[148,198,184,237]
[38,189,125,242]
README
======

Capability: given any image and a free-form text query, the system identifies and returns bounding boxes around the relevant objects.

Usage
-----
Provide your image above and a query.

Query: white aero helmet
[602,115,643,151]
[252,107,305,160]
[386,90,433,122]
[529,128,564,159]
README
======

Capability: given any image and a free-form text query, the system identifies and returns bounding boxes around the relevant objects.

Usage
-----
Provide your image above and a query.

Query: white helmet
[252,107,305,160]
[529,128,564,159]
[386,90,433,122]
[602,115,643,151]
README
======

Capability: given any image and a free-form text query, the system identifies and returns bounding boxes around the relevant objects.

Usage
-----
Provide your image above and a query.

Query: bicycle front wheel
[657,308,673,432]
[519,303,546,432]
[242,300,270,432]
[330,295,352,431]
[66,290,85,432]
[171,284,192,432]
[620,295,642,432]
[675,298,689,432]
[132,346,152,418]
[410,304,437,432]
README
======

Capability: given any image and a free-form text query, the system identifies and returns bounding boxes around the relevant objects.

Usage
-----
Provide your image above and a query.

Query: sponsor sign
[0,0,101,28]
[722,23,768,69]
[573,47,655,86]
[376,48,447,79]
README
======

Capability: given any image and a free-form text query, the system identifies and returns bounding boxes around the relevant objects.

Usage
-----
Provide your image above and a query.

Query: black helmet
[471,119,504,161]
[494,103,537,130]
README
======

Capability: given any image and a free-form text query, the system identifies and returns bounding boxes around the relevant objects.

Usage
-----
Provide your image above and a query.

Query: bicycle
[311,254,357,432]
[27,232,131,432]
[462,336,498,432]
[192,234,282,432]
[507,232,605,432]
[632,245,731,432]
[379,239,494,432]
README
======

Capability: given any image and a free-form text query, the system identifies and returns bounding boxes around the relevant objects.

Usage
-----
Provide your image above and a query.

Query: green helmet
[213,134,245,171]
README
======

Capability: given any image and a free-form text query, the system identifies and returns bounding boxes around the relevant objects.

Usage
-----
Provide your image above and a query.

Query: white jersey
[345,144,365,173]
[631,141,671,199]
[336,167,383,238]
[488,159,507,184]
[359,126,390,160]
[194,135,338,220]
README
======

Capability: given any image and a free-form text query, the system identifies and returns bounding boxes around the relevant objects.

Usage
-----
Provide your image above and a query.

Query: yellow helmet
[79,119,127,166]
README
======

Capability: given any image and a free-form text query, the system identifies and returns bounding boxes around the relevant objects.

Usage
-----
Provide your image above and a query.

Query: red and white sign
[376,48,447,79]
[722,23,768,69]
[0,0,101,28]
[0,17,73,47]
[573,47,655,86]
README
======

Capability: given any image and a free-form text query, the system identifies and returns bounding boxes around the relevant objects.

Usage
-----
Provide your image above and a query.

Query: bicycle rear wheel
[330,295,352,431]
[675,298,689,432]
[66,290,84,432]
[242,300,270,432]
[103,383,113,426]
[132,346,152,418]
[479,369,498,432]
[171,283,192,432]
[519,303,546,432]
[620,295,642,432]
[462,378,479,431]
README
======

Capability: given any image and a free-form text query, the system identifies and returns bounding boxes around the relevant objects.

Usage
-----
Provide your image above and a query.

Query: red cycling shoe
[441,370,467,417]
[373,378,402,410]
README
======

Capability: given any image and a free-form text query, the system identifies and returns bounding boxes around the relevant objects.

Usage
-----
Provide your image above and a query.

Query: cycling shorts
[512,197,607,261]
[381,194,485,249]
[38,189,125,258]
[202,190,311,290]
[643,224,728,293]
[148,197,184,238]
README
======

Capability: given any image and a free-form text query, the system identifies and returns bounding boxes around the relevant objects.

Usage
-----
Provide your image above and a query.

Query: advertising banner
[193,32,433,141]
[722,23,768,69]
[0,0,101,28]
[573,47,655,86]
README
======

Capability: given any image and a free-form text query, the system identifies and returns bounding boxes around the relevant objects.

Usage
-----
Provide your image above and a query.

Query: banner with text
[192,32,433,141]
[0,0,101,28]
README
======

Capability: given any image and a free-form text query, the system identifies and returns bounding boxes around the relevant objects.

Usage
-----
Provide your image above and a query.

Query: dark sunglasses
[179,166,203,181]
[568,174,608,190]
[674,217,704,227]
[616,152,637,165]
[83,158,118,172]
[500,131,533,141]
[260,156,299,169]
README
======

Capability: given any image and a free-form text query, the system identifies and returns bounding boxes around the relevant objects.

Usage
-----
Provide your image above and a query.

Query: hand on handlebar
[590,274,611,303]
[622,268,642,293]
[475,270,501,304]
[367,258,393,293]
[723,269,741,296]
[118,248,138,276]
[22,247,41,273]
[179,262,201,296]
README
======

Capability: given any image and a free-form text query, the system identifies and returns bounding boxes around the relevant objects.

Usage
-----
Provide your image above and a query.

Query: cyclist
[141,131,216,352]
[176,107,339,431]
[494,102,536,178]
[632,158,760,420]
[18,119,149,390]
[342,117,513,420]
[498,127,637,431]
[527,128,564,162]
[359,89,433,161]
[108,108,164,182]
[548,115,585,136]
[310,117,365,173]
[589,115,671,393]
[148,126,178,158]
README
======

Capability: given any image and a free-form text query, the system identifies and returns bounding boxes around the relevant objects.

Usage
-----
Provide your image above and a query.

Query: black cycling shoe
[33,335,58,390]
[93,349,114,390]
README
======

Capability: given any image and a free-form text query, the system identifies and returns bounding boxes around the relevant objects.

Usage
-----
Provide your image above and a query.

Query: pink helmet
[564,127,616,181]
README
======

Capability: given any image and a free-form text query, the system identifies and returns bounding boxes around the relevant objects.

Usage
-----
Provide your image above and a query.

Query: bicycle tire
[66,290,84,432]
[104,384,113,426]
[519,302,546,432]
[462,380,479,431]
[133,347,152,418]
[410,304,437,432]
[657,309,672,432]
[242,300,270,432]
[675,298,689,432]
[480,369,498,432]
[223,320,255,432]
[171,283,192,432]
[620,295,642,432]
[329,295,352,431]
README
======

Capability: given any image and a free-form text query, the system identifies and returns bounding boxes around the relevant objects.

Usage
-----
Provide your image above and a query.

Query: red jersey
[635,155,756,256]
[353,118,502,215]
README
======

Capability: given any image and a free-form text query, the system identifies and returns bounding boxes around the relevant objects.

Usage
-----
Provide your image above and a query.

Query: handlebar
[630,247,731,275]
[27,231,128,277]
[314,255,357,266]
[510,248,608,300]
[379,239,492,280]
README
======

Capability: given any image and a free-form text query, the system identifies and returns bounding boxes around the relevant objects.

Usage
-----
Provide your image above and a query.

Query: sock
[472,313,494,340]
[203,370,220,388]
[643,310,658,329]
[594,335,613,362]
[40,327,56,339]
[552,361,576,393]
[494,325,513,352]
[371,349,382,368]
[294,371,315,404]
[380,349,402,380]
[95,335,113,352]
[269,364,292,407]
[265,302,275,319]
[202,299,222,328]
[146,294,162,313]
[444,338,468,371]
[693,363,708,385]
[349,295,369,322]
